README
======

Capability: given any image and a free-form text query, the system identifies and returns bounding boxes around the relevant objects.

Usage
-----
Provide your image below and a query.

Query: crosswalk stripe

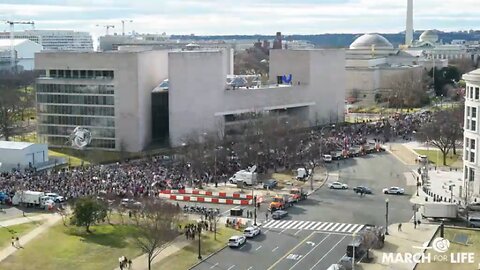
[281,220,294,229]
[316,222,330,231]
[329,223,341,232]
[298,221,313,230]
[310,222,323,231]
[348,224,360,233]
[292,221,306,229]
[272,220,287,228]
[335,223,347,232]
[341,224,353,232]
[286,221,299,229]
[322,223,336,231]
[304,222,318,230]
[266,220,281,228]
[354,225,364,233]
[263,220,276,227]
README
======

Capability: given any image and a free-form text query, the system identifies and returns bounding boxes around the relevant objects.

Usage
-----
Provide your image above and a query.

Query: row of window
[466,85,480,100]
[37,84,114,95]
[38,115,115,129]
[37,104,115,117]
[37,94,114,105]
[466,106,477,132]
[465,139,476,164]
[465,165,475,182]
[48,70,114,79]
[38,125,115,138]
[41,135,116,149]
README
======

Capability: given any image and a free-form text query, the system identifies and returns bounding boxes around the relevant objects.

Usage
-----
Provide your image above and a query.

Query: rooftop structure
[0,30,93,51]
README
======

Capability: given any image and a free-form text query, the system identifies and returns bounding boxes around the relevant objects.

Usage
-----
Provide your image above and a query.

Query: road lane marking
[286,220,299,229]
[227,265,235,270]
[281,220,295,230]
[255,245,262,251]
[210,263,219,269]
[288,234,331,270]
[316,222,330,231]
[267,220,281,228]
[247,267,253,270]
[329,223,341,232]
[341,224,353,232]
[309,236,347,270]
[299,221,314,230]
[354,225,364,233]
[267,231,316,270]
[334,223,347,232]
[294,229,302,235]
[322,223,335,231]
[272,220,287,228]
[272,246,279,252]
[304,222,317,230]
[292,221,306,229]
[310,222,323,231]
[347,224,359,233]
[263,220,276,227]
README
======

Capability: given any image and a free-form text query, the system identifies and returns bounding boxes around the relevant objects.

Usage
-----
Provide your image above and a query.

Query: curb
[412,225,440,270]
[306,169,329,196]
[188,245,229,270]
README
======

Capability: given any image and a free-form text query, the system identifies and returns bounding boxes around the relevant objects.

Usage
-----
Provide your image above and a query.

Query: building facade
[0,141,49,172]
[0,30,93,51]
[168,49,346,146]
[463,69,480,201]
[0,39,43,70]
[34,50,168,152]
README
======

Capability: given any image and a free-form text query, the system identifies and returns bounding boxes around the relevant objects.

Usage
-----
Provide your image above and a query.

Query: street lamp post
[385,198,390,235]
[197,225,202,260]
[352,232,356,270]
[254,195,257,226]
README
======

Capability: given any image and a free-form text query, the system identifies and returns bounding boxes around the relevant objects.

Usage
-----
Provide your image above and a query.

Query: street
[192,152,416,270]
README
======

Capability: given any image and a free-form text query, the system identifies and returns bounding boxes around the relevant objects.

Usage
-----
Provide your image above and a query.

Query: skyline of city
[1,0,480,39]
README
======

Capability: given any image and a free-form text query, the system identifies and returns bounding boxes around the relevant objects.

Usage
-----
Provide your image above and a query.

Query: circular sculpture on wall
[69,127,92,149]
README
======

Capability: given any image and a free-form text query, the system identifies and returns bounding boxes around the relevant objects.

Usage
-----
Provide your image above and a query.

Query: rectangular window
[473,107,477,118]
[472,120,477,131]
[465,165,469,179]
[477,88,480,100]
[472,139,476,150]
[465,150,469,161]
[466,138,470,148]
[471,152,475,163]
[467,119,470,130]
[467,106,471,117]
[469,167,475,182]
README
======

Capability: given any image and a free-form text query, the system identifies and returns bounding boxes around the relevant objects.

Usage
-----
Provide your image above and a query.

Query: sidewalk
[0,213,56,227]
[0,213,61,263]
[359,222,438,270]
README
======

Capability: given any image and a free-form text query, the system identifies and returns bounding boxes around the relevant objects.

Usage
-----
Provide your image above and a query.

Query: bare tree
[131,200,181,270]
[388,70,429,109]
[449,58,476,75]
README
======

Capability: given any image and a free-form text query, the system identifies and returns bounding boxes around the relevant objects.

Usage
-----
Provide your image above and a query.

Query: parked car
[383,187,405,195]
[353,186,372,194]
[45,193,65,203]
[244,226,261,238]
[468,217,480,228]
[228,235,247,247]
[328,182,349,190]
[323,154,333,163]
[467,203,480,211]
[416,155,428,163]
[272,210,288,220]
[263,179,278,189]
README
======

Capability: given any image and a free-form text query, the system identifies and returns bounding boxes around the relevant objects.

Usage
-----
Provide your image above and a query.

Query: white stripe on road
[298,221,313,230]
[286,221,299,229]
[272,246,279,252]
[255,245,262,251]
[354,225,364,233]
[334,223,347,232]
[266,220,281,228]
[304,222,317,230]
[263,220,276,227]
[227,265,235,270]
[310,222,323,231]
[316,222,330,231]
[322,223,335,231]
[288,234,331,270]
[281,220,295,229]
[309,236,347,270]
[347,224,359,233]
[329,223,341,232]
[210,263,219,269]
[294,229,302,235]
[292,221,306,229]
[272,221,287,228]
[340,224,353,233]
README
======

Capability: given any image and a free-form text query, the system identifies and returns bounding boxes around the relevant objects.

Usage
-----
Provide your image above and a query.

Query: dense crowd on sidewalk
[0,110,432,200]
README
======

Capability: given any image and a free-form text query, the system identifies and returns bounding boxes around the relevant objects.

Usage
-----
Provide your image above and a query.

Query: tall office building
[0,30,93,51]
[34,50,168,152]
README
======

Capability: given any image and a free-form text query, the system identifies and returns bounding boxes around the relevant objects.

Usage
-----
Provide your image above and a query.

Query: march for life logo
[382,237,476,265]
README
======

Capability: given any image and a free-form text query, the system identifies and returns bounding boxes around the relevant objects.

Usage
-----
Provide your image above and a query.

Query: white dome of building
[349,34,394,50]
[419,30,439,43]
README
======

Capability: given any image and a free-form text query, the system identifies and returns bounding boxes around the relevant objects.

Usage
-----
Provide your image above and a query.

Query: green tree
[71,197,107,233]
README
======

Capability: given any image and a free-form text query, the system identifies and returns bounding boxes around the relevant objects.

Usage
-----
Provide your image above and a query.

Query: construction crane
[120,20,133,36]
[96,24,115,35]
[4,20,35,70]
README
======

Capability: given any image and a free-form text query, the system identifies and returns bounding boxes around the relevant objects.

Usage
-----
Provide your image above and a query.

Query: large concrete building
[168,49,345,146]
[0,30,93,51]
[34,50,168,152]
[463,69,480,201]
[0,141,49,172]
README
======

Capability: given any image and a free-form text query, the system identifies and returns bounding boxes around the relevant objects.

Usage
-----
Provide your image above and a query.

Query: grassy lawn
[1,223,142,270]
[0,222,42,248]
[415,149,461,167]
[416,228,480,270]
[153,227,238,270]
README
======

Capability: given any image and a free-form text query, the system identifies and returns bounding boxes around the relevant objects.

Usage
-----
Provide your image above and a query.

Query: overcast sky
[1,0,479,37]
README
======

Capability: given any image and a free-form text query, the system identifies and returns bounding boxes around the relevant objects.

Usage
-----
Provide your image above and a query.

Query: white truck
[12,191,54,208]
[296,168,312,180]
[422,202,458,219]
[229,166,258,185]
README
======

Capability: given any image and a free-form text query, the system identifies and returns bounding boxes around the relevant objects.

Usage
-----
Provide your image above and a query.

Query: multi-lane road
[192,152,416,270]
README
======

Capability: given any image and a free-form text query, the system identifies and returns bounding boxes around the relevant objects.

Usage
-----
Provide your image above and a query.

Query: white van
[323,154,333,163]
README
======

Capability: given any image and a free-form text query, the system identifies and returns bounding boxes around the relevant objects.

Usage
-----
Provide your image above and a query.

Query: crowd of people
[0,110,433,201]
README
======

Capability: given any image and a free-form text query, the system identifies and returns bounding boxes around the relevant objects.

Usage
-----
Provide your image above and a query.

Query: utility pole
[4,21,35,70]
[121,20,133,36]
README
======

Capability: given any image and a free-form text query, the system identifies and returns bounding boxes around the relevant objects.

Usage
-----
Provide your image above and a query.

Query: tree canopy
[71,196,107,232]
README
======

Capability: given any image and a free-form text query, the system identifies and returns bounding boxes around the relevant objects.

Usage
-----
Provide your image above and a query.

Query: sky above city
[1,0,479,37]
